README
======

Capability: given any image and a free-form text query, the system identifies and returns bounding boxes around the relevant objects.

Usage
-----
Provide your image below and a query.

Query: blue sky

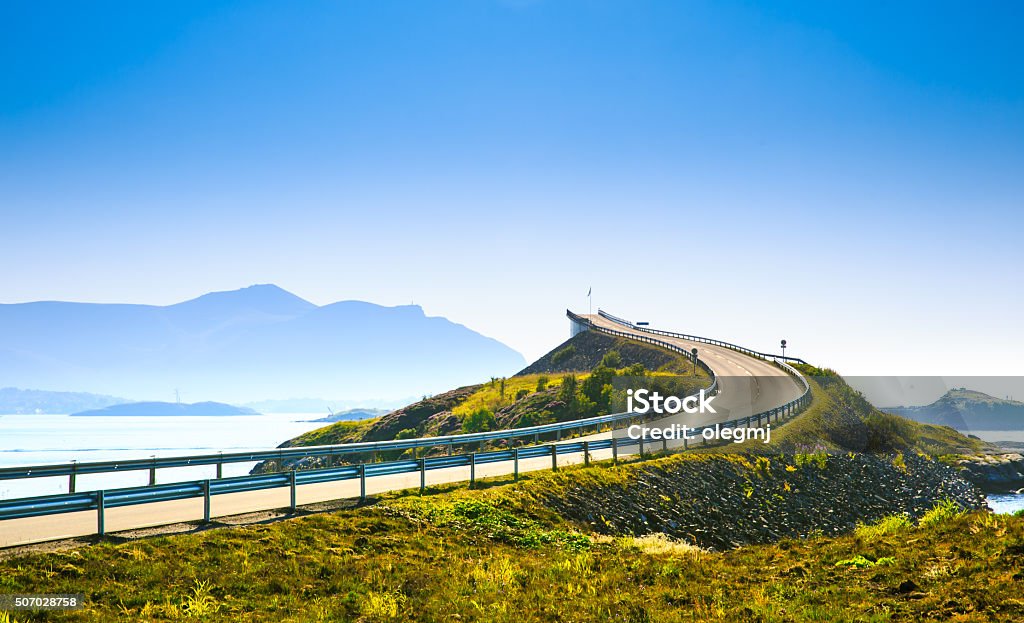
[2,1,1022,375]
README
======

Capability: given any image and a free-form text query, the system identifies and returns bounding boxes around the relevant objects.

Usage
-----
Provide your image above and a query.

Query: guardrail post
[203,479,211,524]
[69,461,77,494]
[149,456,157,486]
[289,470,297,512]
[639,434,645,458]
[550,445,558,471]
[447,443,453,456]
[96,490,105,536]
[662,436,668,452]
[556,429,561,441]
[513,448,520,481]
[583,441,590,466]
[534,432,539,444]
[612,437,618,463]
[216,461,223,480]
[470,453,476,488]
[683,434,688,450]
[359,463,366,501]
[419,458,426,494]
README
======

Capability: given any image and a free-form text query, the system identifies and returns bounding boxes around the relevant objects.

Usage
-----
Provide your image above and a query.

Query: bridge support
[569,315,590,337]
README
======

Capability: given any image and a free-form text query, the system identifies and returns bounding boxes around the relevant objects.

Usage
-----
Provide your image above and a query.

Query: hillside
[253,335,709,471]
[516,329,698,376]
[725,365,996,456]
[0,285,525,403]
[887,388,1024,431]
[2,449,1016,622]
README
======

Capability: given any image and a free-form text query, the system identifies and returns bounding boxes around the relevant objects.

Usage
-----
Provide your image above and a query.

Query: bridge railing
[596,309,808,364]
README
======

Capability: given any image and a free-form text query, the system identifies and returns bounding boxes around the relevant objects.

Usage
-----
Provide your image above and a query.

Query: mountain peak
[174,284,317,316]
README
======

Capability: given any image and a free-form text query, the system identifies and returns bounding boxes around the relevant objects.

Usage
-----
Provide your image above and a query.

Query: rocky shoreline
[954,453,1024,492]
[537,453,987,550]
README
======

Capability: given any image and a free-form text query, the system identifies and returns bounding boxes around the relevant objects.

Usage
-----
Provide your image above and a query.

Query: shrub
[919,499,966,527]
[855,513,911,539]
[462,407,497,433]
[600,350,622,368]
[551,345,576,365]
[535,375,549,392]
[362,591,406,621]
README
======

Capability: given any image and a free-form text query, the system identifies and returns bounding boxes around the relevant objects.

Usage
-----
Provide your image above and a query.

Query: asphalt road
[0,314,805,548]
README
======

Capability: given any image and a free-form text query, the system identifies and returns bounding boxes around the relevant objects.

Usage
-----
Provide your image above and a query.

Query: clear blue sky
[2,1,1022,375]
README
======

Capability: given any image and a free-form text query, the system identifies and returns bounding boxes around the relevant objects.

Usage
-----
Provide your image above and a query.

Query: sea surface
[0,413,335,499]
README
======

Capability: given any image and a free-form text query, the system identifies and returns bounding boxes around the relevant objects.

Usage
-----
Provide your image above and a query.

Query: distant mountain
[242,398,407,414]
[886,389,1024,431]
[0,285,526,403]
[72,401,257,417]
[0,387,127,415]
[306,408,389,423]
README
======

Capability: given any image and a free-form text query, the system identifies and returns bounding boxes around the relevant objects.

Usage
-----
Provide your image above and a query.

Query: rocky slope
[534,452,986,550]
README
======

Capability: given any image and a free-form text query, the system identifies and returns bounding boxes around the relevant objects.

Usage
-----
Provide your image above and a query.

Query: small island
[71,401,259,417]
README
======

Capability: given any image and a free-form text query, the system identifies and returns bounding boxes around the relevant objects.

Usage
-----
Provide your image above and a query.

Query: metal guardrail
[0,312,812,542]
[596,309,809,364]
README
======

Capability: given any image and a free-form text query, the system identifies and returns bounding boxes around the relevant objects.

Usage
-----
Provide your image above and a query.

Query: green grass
[452,374,570,419]
[1,484,1020,622]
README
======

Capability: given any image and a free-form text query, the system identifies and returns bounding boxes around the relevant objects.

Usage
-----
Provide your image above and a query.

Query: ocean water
[0,413,334,499]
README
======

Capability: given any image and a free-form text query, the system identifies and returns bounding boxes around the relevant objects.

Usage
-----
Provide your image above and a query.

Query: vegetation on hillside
[723,364,996,457]
[1,457,1018,622]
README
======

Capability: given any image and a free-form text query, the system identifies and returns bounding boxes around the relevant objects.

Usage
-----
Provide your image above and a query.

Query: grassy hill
[1,335,1014,621]
[266,332,708,461]
[2,451,1016,622]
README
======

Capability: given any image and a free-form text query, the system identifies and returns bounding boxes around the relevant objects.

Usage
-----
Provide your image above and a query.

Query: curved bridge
[0,311,810,547]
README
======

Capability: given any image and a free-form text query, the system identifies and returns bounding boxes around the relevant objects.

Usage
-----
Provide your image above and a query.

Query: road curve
[584,314,804,426]
[0,313,806,548]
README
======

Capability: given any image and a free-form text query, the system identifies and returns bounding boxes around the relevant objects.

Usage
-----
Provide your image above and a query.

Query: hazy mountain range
[0,285,525,404]
[886,389,1024,431]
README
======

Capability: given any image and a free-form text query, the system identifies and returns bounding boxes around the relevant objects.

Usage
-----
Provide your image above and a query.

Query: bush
[919,499,965,527]
[551,345,576,365]
[600,350,622,368]
[462,407,497,433]
[854,513,911,539]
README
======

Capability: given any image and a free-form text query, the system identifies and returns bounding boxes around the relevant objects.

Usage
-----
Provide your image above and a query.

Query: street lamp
[780,339,787,360]
[691,347,698,376]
